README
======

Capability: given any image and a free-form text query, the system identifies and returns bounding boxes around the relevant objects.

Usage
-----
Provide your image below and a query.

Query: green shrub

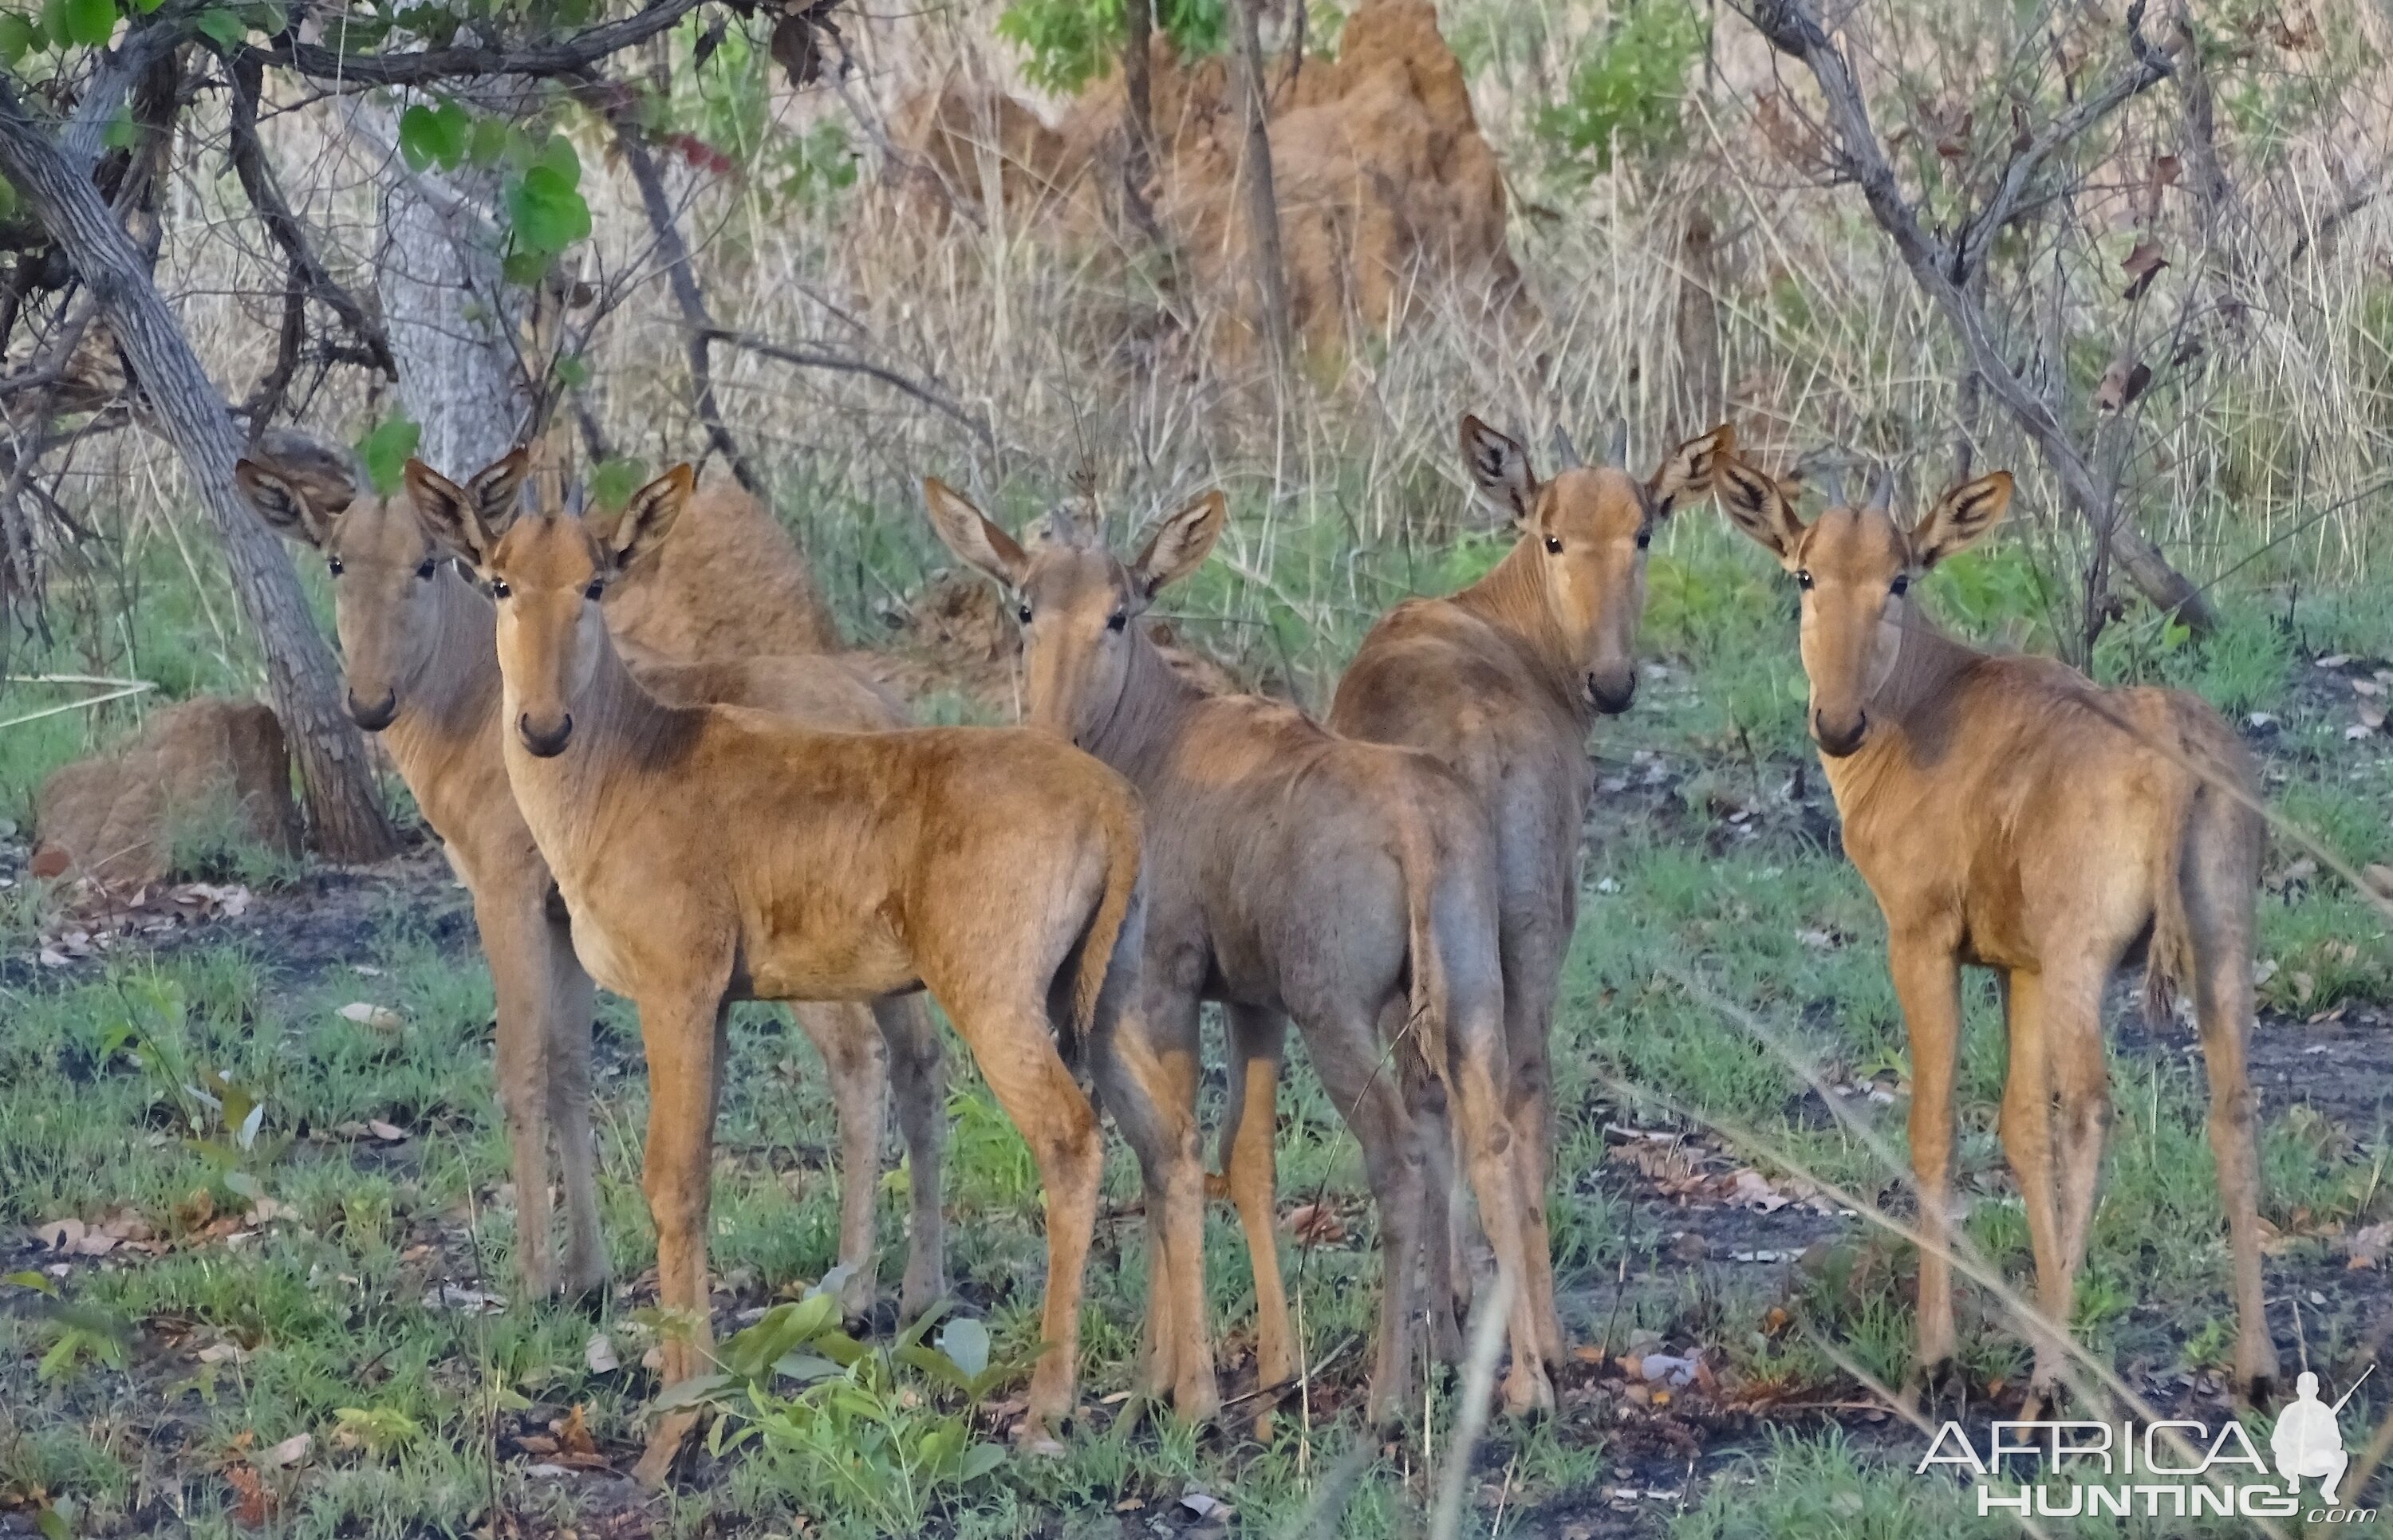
[1532,0,1707,178]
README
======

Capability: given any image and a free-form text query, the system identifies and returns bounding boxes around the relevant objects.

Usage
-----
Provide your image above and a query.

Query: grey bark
[0,77,400,861]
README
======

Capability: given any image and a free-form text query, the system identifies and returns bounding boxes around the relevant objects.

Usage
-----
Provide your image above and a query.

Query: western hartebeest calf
[924,479,1554,1419]
[1328,416,1733,1363]
[407,454,1211,1458]
[235,434,947,1319]
[1713,455,2277,1404]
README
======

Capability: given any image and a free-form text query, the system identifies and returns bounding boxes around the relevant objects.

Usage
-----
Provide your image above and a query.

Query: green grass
[3,503,2391,1537]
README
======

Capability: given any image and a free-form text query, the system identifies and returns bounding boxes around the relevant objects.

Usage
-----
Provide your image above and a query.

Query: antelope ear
[405,459,503,567]
[1910,471,2014,568]
[1459,413,1537,527]
[1648,422,1736,519]
[607,465,696,573]
[1129,490,1227,597]
[465,447,532,534]
[1714,456,1808,567]
[235,458,336,549]
[921,477,1029,588]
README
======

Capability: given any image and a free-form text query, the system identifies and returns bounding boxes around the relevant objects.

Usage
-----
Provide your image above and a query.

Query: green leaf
[467,116,510,169]
[34,1499,75,1540]
[586,456,647,511]
[500,249,550,286]
[194,7,243,49]
[506,164,590,256]
[132,0,164,13]
[959,1442,1007,1482]
[0,13,38,61]
[534,132,581,187]
[61,0,116,49]
[551,353,591,390]
[3,1270,58,1296]
[0,177,18,223]
[397,100,468,173]
[356,415,420,497]
[936,1317,990,1380]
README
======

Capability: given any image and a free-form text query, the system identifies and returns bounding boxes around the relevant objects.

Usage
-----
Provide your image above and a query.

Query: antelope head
[238,432,527,732]
[922,478,1227,749]
[1458,414,1734,715]
[409,454,693,758]
[1715,455,2014,757]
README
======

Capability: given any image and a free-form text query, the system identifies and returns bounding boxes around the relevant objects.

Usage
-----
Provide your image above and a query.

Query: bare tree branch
[593,97,762,490]
[1736,0,2215,633]
[245,0,704,88]
[692,325,995,446]
[224,54,400,388]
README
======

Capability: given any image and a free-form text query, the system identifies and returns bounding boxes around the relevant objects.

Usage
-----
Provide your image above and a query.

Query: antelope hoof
[632,1408,704,1488]
[562,1278,612,1321]
[1177,1373,1222,1424]
[1428,1304,1466,1365]
[1502,1362,1557,1418]
[1011,1417,1067,1458]
[1902,1357,1965,1420]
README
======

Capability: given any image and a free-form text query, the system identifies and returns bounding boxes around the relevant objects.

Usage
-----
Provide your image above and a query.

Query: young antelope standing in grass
[404,455,1208,1467]
[924,479,1554,1421]
[1713,455,2278,1408]
[236,435,944,1319]
[1330,416,1733,1363]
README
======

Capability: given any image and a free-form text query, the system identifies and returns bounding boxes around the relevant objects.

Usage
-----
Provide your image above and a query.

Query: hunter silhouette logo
[2273,1368,2368,1506]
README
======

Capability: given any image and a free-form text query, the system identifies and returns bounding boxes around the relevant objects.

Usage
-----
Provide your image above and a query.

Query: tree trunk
[346,102,525,475]
[1120,0,1159,241]
[1228,0,1293,372]
[0,81,400,861]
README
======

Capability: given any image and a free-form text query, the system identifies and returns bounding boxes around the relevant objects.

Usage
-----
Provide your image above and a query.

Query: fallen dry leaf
[338,1002,405,1032]
[2122,239,2168,300]
[223,1462,272,1528]
[2346,1221,2393,1270]
[1284,1202,1346,1246]
[258,1432,311,1470]
[368,1120,406,1143]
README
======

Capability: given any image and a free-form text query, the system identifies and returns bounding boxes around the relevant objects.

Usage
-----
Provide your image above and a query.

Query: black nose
[518,711,574,758]
[1587,675,1637,716]
[1812,709,1869,758]
[347,689,398,731]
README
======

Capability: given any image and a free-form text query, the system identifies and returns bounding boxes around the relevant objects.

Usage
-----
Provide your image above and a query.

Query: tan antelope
[234,434,946,1319]
[924,479,1555,1420]
[404,453,1213,1459]
[1329,417,1733,1362]
[1712,455,2277,1405]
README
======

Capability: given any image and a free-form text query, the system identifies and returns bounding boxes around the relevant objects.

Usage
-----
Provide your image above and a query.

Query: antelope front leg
[630,989,729,1487]
[542,919,612,1300]
[1445,1002,1555,1414]
[475,888,562,1299]
[1888,934,1965,1387]
[872,995,948,1321]
[790,1001,889,1321]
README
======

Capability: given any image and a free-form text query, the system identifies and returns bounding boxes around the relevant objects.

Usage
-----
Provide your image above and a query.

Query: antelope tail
[2143,763,2202,1028]
[1393,798,1452,1078]
[1072,792,1143,1045]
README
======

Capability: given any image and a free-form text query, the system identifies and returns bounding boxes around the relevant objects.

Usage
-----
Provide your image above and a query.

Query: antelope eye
[585,579,605,601]
[326,556,344,576]
[1890,573,1910,597]
[490,578,511,599]
[1017,604,1033,624]
[416,557,438,580]
[1635,529,1652,550]
[1543,535,1563,554]
[1796,569,1815,590]
[1106,609,1127,632]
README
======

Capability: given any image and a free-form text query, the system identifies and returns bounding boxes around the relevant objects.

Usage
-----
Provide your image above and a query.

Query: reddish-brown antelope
[235,434,946,1319]
[405,453,1212,1461]
[1329,416,1733,1363]
[924,479,1554,1419]
[1713,455,2277,1405]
